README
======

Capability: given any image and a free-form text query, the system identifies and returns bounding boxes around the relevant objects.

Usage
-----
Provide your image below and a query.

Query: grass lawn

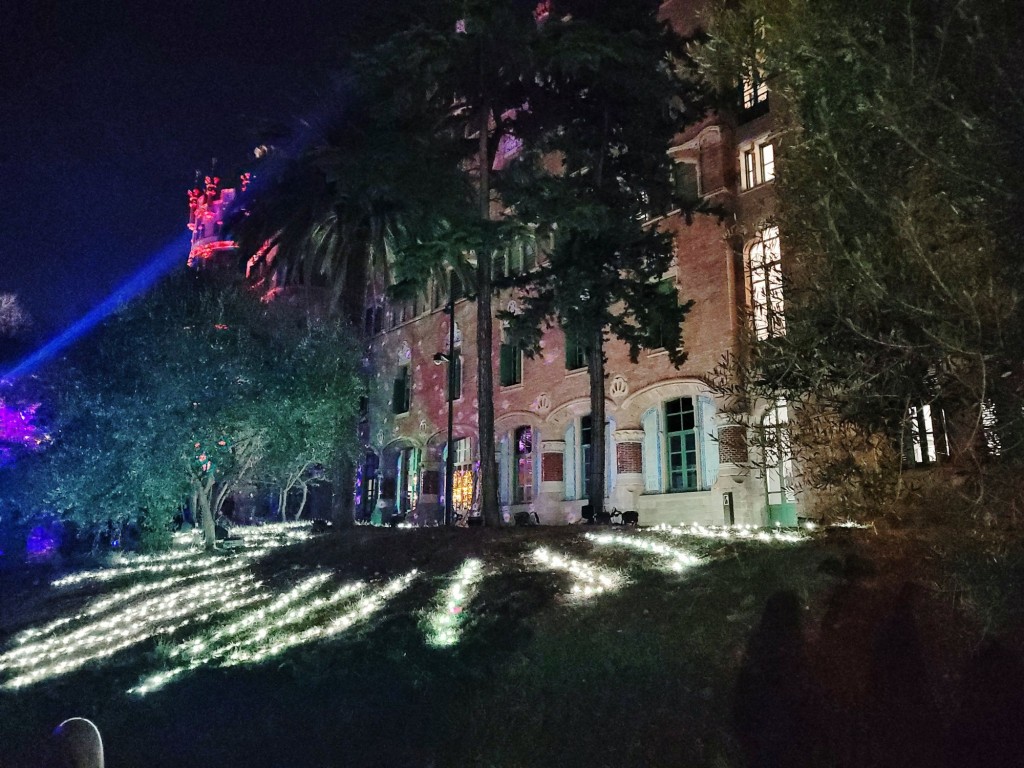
[2,521,1024,767]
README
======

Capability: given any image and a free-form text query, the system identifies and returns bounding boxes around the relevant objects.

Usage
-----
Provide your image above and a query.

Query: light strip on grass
[2,575,262,689]
[424,558,484,648]
[531,548,621,599]
[16,559,255,645]
[650,523,806,544]
[219,570,418,667]
[586,532,701,572]
[171,572,344,660]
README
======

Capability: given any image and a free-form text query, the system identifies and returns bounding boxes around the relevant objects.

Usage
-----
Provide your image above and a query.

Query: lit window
[739,139,776,190]
[748,226,785,340]
[763,399,796,506]
[741,71,768,110]
[451,437,475,514]
[760,142,775,182]
[905,404,949,465]
[514,426,533,503]
[392,366,411,414]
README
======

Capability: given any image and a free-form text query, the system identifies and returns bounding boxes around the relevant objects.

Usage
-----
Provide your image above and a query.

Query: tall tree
[699,0,1024,491]
[501,0,703,516]
[356,1,537,526]
[11,271,362,550]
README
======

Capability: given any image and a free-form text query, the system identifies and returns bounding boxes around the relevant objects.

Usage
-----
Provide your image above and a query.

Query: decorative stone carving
[536,392,551,412]
[399,341,412,361]
[609,374,629,400]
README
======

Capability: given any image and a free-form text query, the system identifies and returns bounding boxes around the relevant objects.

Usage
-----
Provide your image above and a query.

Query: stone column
[612,428,644,512]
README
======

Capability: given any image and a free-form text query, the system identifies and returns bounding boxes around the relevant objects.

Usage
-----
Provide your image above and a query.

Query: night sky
[0,0,429,341]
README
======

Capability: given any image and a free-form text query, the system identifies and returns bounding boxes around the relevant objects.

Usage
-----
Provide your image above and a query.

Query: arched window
[749,226,785,340]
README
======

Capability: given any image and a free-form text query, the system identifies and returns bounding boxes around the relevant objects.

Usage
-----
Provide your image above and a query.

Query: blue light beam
[1,233,191,382]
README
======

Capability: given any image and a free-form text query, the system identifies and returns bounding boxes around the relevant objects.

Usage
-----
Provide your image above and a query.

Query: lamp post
[433,294,457,526]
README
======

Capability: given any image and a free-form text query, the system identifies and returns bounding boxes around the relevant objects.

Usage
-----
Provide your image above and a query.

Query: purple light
[0,398,47,466]
[26,521,60,558]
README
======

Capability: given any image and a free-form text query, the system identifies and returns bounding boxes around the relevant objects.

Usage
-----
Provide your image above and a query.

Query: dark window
[565,331,587,370]
[449,351,462,400]
[392,365,411,414]
[651,279,680,351]
[672,162,699,205]
[580,415,592,499]
[499,342,522,386]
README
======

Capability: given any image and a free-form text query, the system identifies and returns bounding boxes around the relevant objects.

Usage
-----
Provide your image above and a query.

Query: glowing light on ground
[1,574,261,690]
[16,559,255,645]
[51,548,269,587]
[129,570,416,695]
[218,570,417,668]
[54,523,312,588]
[586,532,701,572]
[423,558,485,648]
[531,547,622,599]
[649,523,807,544]
[170,573,356,662]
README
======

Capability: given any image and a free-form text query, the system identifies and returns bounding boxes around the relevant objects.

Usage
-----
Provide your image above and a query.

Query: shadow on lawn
[734,575,1024,768]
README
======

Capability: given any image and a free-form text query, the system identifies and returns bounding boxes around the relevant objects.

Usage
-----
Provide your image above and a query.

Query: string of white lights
[17,559,255,646]
[2,575,262,689]
[130,574,366,695]
[218,570,418,668]
[531,548,622,599]
[423,558,484,648]
[649,523,807,544]
[1,573,259,668]
[171,572,347,659]
[50,547,275,588]
[586,532,701,572]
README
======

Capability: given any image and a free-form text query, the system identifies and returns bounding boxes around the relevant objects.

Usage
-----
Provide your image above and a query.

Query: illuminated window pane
[749,226,785,339]
[760,142,775,182]
[743,149,757,189]
[514,426,533,503]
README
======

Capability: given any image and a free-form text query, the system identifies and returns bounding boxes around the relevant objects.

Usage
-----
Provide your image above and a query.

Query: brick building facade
[355,1,800,527]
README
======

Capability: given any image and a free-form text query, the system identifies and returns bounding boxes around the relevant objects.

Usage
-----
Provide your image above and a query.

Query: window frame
[499,341,523,387]
[565,331,588,371]
[739,137,776,190]
[513,425,534,504]
[748,225,785,340]
[392,365,411,414]
[664,397,699,493]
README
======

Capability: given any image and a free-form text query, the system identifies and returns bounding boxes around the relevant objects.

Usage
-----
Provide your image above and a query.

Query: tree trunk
[476,104,501,527]
[332,452,355,529]
[295,482,310,519]
[587,325,607,518]
[196,477,217,551]
[279,487,288,522]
